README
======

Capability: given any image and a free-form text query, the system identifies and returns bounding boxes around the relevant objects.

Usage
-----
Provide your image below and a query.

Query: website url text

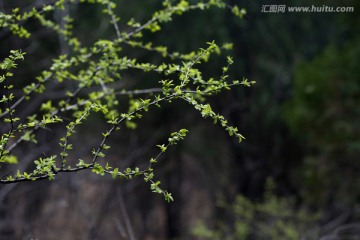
[261,5,354,13]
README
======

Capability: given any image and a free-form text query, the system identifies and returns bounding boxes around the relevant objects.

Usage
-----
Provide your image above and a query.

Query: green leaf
[0,154,18,164]
[112,168,119,179]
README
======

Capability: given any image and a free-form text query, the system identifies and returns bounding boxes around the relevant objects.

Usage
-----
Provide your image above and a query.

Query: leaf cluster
[0,0,251,202]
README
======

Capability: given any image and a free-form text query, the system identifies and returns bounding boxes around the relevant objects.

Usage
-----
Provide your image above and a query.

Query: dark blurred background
[0,0,360,239]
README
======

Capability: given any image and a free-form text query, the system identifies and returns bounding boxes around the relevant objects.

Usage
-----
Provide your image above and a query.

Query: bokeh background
[0,0,360,239]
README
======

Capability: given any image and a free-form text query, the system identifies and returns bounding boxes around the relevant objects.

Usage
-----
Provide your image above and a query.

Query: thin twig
[113,217,128,238]
[97,77,108,93]
[117,188,136,240]
[0,73,53,119]
[107,2,121,39]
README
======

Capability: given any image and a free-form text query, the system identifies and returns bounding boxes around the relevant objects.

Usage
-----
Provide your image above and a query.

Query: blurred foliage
[192,179,320,240]
[284,37,360,207]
